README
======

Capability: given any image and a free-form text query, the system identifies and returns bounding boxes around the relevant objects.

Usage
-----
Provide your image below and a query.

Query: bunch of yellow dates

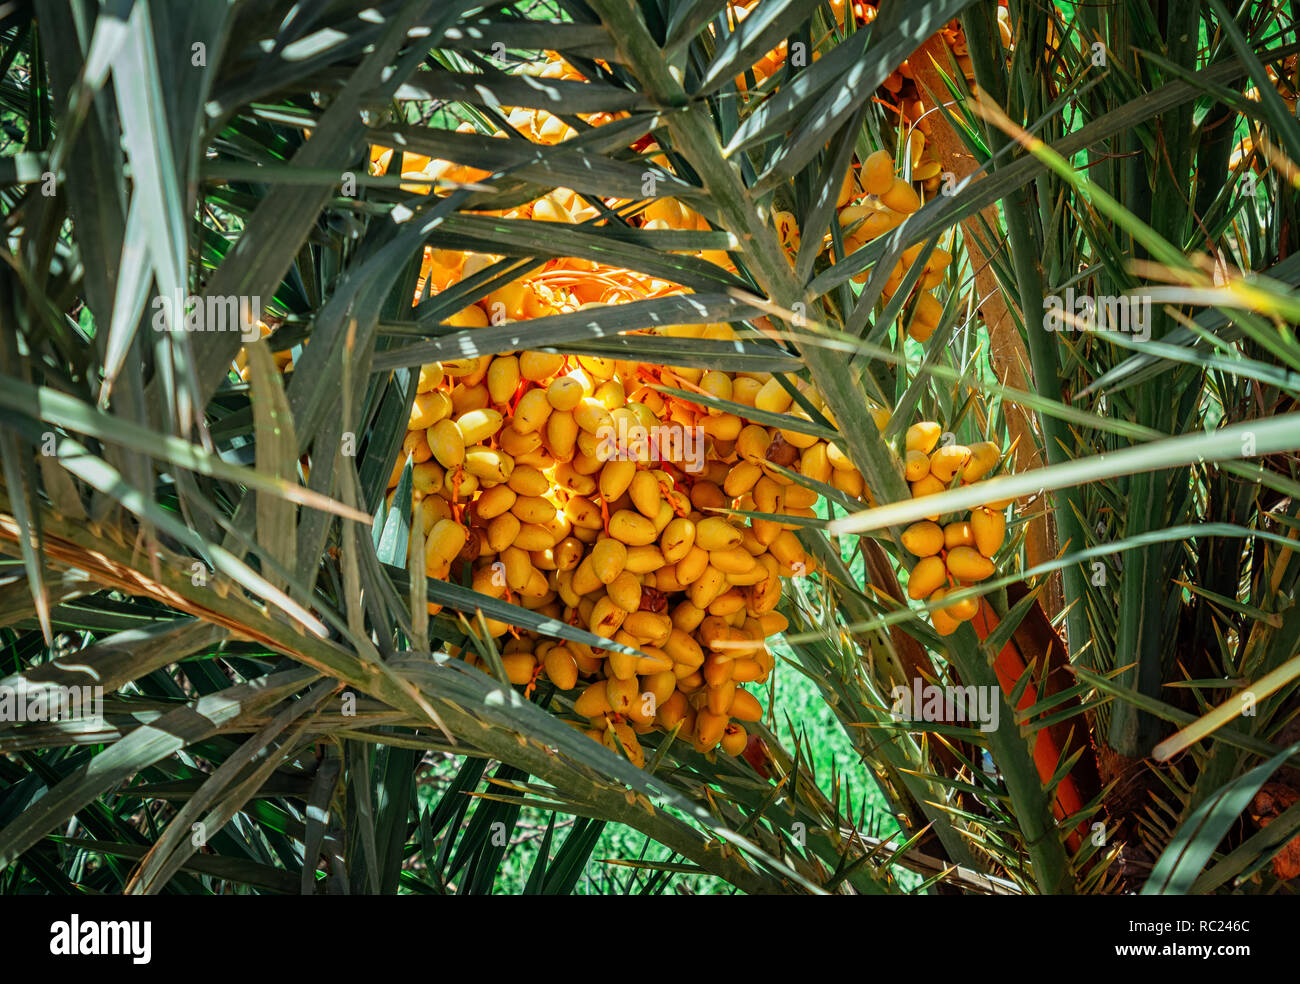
[388,335,889,764]
[826,149,952,343]
[897,422,1011,635]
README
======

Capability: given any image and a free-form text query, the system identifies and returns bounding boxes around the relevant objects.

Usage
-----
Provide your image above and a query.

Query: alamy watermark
[151,289,261,341]
[890,677,1000,733]
[50,915,151,964]
[596,419,706,472]
[1042,287,1150,343]
[0,684,104,723]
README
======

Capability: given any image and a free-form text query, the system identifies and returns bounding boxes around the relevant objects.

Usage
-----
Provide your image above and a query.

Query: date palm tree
[1,0,1298,894]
